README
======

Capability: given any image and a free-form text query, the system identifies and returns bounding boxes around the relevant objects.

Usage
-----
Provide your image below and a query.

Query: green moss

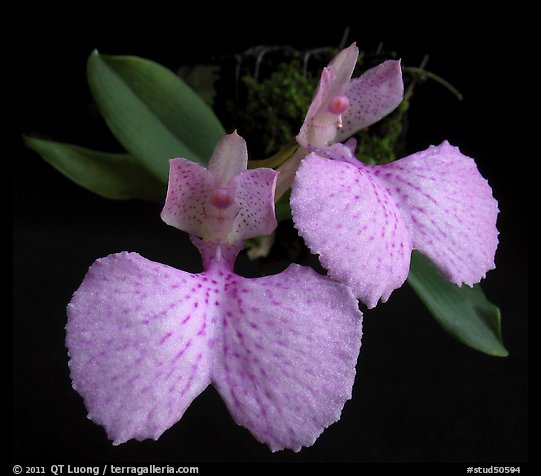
[355,99,410,165]
[229,61,317,156]
[230,57,411,164]
[223,52,450,166]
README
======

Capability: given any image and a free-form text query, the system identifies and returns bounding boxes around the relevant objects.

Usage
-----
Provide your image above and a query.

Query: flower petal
[207,132,248,187]
[161,131,278,244]
[296,66,335,148]
[335,60,404,142]
[329,43,359,92]
[291,153,412,308]
[229,168,278,241]
[66,252,213,444]
[210,264,362,452]
[364,141,499,285]
[160,158,213,237]
[296,44,358,149]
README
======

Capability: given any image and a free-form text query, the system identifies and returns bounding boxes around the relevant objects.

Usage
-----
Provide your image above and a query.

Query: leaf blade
[407,251,508,357]
[24,136,166,202]
[87,51,226,181]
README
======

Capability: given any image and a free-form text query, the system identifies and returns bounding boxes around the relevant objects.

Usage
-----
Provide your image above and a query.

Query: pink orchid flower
[276,43,403,198]
[66,133,362,452]
[297,43,404,149]
[289,44,499,308]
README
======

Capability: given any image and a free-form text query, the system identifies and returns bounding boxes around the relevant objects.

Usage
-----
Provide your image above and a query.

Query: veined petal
[365,142,499,286]
[229,168,278,241]
[335,60,404,142]
[160,158,214,237]
[66,252,213,444]
[208,132,249,187]
[291,153,412,308]
[210,264,362,452]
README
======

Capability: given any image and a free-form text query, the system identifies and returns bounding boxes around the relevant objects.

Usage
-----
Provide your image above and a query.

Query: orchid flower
[66,133,362,452]
[290,142,499,308]
[275,43,403,198]
[297,43,404,149]
[286,43,499,308]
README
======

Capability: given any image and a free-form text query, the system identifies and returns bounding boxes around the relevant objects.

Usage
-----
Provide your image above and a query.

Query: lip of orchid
[290,141,499,308]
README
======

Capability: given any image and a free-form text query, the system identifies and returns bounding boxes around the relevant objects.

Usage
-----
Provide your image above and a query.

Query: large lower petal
[66,252,213,444]
[291,153,412,308]
[364,141,499,285]
[210,264,362,452]
[335,60,403,143]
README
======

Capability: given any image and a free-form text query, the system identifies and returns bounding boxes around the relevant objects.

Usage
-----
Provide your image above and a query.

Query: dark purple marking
[181,314,191,325]
[160,332,173,344]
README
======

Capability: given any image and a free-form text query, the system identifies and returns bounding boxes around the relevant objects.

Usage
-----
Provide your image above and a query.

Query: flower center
[211,187,234,209]
[327,95,350,115]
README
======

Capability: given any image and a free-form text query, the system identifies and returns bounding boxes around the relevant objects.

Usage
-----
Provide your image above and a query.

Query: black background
[12,8,528,463]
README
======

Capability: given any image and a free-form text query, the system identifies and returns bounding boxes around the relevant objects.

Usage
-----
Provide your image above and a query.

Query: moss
[355,99,410,165]
[228,56,411,164]
[219,48,457,167]
[228,61,317,156]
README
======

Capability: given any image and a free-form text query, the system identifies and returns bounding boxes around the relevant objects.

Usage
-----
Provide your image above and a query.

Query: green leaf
[87,51,226,182]
[407,251,508,357]
[275,189,292,222]
[24,136,166,202]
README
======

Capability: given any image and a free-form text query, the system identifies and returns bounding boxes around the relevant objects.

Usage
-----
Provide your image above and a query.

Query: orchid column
[66,132,362,452]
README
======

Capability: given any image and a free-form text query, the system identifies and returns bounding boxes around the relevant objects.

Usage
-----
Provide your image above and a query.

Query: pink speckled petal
[208,132,248,186]
[160,159,213,236]
[160,133,277,244]
[297,66,335,148]
[66,252,213,444]
[211,264,362,452]
[229,168,278,241]
[335,60,404,142]
[364,141,499,285]
[291,152,412,308]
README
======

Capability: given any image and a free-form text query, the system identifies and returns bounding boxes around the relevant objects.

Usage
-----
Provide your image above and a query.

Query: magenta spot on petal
[181,314,191,324]
[159,332,173,344]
